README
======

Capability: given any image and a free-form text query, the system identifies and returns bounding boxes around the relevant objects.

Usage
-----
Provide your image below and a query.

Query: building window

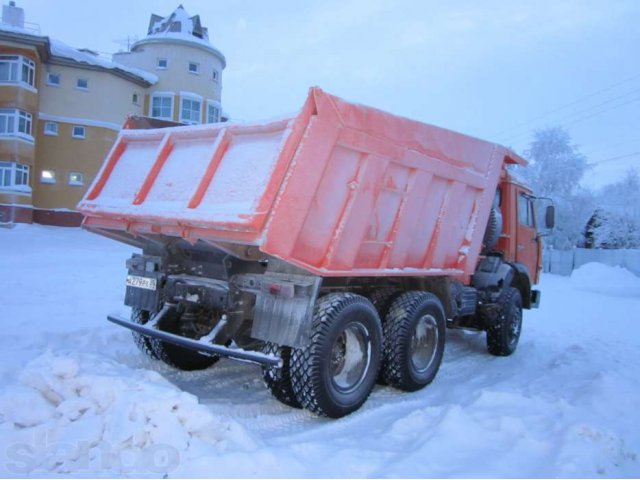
[0,108,33,139]
[47,72,60,86]
[180,96,201,124]
[156,58,168,69]
[132,93,139,105]
[18,110,32,136]
[44,121,58,136]
[0,55,35,88]
[0,161,30,191]
[150,93,173,120]
[207,101,221,123]
[69,172,84,186]
[76,78,88,90]
[188,62,199,74]
[40,170,56,184]
[72,126,86,139]
[212,69,219,82]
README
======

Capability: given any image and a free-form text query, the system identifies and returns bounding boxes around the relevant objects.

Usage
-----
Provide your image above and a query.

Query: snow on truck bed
[1,224,639,477]
[79,88,524,279]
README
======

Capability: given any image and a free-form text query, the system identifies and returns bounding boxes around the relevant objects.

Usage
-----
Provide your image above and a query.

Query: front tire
[381,291,446,392]
[290,293,382,418]
[486,287,522,356]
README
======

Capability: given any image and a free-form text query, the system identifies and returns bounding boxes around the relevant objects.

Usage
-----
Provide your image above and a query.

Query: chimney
[2,2,25,29]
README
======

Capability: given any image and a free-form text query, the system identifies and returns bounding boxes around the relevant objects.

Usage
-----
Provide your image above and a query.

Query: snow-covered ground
[0,224,638,478]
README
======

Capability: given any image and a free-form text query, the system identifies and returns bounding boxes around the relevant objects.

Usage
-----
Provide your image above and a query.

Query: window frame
[156,58,168,70]
[518,192,535,228]
[212,69,219,82]
[44,121,58,136]
[76,78,89,91]
[0,55,36,89]
[0,108,33,141]
[132,93,139,105]
[0,161,30,192]
[68,171,84,186]
[150,93,174,120]
[47,72,60,86]
[40,169,56,184]
[188,62,200,75]
[72,125,86,139]
[206,100,221,124]
[180,94,202,125]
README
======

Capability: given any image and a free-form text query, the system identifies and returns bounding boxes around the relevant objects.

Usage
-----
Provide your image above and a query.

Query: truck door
[516,191,541,283]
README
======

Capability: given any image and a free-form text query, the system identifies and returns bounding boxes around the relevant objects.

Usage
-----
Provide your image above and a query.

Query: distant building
[0,2,226,226]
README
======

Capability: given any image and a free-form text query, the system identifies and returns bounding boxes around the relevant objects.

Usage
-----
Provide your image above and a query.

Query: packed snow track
[0,225,638,477]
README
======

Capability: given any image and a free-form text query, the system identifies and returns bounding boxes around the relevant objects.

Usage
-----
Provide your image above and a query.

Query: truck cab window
[518,193,534,227]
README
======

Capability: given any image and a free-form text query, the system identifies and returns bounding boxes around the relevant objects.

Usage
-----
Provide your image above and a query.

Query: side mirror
[545,205,555,229]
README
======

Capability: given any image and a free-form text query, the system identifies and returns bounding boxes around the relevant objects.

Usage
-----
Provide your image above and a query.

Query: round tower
[114,5,225,124]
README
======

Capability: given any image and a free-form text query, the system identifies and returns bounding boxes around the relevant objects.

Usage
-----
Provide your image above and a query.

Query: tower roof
[135,4,226,68]
[147,5,208,41]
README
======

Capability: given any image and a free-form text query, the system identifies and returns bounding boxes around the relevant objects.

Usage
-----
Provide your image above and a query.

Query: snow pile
[0,351,256,476]
[1,225,639,477]
[570,261,640,297]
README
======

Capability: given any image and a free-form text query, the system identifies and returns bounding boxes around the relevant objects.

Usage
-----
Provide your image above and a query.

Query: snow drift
[0,225,638,477]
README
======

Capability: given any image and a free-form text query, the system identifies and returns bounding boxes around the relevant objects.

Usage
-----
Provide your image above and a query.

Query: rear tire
[368,287,401,318]
[290,293,382,418]
[261,342,302,409]
[381,291,446,392]
[486,287,522,356]
[368,287,401,385]
[150,312,220,371]
[131,308,159,360]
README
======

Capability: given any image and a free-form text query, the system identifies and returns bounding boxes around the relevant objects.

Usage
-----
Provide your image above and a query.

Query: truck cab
[497,170,543,286]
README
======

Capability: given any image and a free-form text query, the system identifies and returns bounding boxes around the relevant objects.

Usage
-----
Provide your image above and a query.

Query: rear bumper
[108,308,280,367]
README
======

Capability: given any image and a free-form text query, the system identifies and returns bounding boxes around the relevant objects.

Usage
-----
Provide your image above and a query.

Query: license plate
[126,275,157,291]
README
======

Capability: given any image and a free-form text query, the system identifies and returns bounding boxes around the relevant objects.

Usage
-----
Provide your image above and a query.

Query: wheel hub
[330,322,372,394]
[410,314,439,373]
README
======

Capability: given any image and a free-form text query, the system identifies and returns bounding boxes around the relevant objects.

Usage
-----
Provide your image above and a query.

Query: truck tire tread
[290,293,381,418]
[486,287,522,356]
[382,291,446,391]
[262,342,302,409]
[131,308,159,360]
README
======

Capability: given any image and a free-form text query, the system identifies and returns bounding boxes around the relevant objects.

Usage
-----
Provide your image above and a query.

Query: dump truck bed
[78,87,526,279]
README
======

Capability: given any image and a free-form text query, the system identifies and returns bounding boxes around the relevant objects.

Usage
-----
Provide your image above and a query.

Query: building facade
[0,3,225,226]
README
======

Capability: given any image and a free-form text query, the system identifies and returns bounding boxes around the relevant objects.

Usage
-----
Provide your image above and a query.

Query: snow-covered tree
[585,169,640,248]
[523,127,588,199]
[521,126,594,249]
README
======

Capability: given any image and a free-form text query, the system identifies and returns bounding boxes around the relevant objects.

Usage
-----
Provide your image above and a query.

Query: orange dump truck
[78,88,553,418]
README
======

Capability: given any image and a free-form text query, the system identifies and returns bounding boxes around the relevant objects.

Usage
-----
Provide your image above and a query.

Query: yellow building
[0,3,225,226]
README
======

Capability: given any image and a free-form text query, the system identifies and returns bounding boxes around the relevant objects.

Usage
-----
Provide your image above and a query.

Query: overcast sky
[16,0,640,189]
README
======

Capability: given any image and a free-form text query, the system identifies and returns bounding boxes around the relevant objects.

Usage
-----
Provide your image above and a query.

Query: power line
[583,137,640,157]
[502,87,640,142]
[526,151,640,176]
[562,97,640,130]
[492,70,640,137]
[503,94,640,144]
[588,151,640,168]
